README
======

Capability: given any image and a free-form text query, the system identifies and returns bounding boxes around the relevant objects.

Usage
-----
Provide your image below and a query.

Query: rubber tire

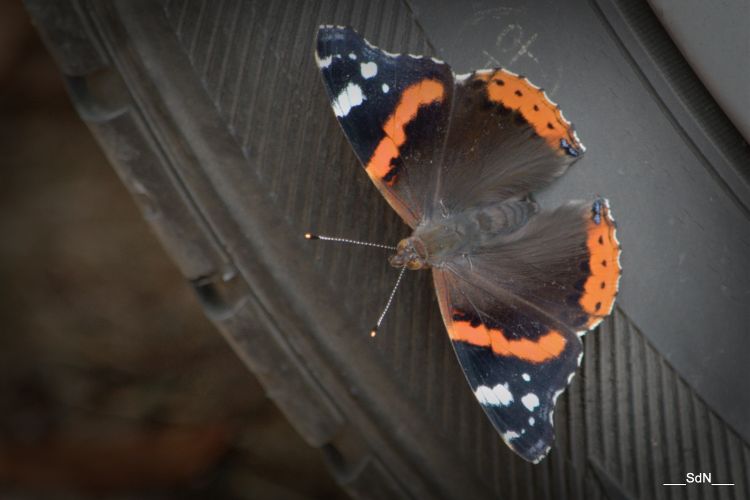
[25,1,750,499]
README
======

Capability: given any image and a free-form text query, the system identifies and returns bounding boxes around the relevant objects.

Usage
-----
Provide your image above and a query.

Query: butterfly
[313,25,621,463]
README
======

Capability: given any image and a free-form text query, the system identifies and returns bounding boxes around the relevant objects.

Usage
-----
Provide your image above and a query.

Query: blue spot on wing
[560,138,580,157]
[592,199,603,225]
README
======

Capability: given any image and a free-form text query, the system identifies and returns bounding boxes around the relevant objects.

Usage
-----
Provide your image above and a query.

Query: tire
[25,1,750,498]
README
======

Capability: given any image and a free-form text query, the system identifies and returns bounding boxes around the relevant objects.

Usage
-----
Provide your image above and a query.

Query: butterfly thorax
[389,215,470,270]
[389,200,539,270]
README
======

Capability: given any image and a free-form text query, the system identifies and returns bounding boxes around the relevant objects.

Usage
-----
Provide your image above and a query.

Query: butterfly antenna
[370,266,407,337]
[304,232,396,251]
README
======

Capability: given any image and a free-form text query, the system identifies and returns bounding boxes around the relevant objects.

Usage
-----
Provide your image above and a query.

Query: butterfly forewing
[316,26,454,227]
[430,70,584,218]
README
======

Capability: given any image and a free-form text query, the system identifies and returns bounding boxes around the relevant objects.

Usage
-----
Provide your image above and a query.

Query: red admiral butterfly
[312,26,621,464]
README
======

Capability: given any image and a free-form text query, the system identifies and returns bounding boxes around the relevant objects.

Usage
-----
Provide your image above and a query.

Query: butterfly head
[389,237,429,270]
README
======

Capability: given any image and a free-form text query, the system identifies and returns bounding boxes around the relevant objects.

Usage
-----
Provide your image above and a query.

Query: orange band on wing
[580,203,621,326]
[449,320,567,363]
[365,79,445,184]
[478,70,581,154]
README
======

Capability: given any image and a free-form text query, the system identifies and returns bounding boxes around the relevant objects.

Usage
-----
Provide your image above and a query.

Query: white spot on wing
[454,72,472,82]
[552,389,564,404]
[348,52,357,60]
[474,383,513,406]
[502,430,521,442]
[362,37,401,58]
[316,54,333,69]
[334,27,403,60]
[521,373,531,382]
[332,83,364,117]
[382,83,390,93]
[573,130,586,151]
[604,198,614,221]
[521,393,540,412]
[529,417,535,426]
[549,388,566,424]
[532,446,552,464]
[360,61,378,79]
[474,386,499,406]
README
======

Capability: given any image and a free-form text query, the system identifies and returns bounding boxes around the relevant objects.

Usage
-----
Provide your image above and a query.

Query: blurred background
[0,2,345,498]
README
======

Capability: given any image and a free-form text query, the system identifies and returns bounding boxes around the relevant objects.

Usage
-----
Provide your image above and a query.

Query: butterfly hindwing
[434,269,582,463]
[433,199,621,462]
[457,199,620,332]
[316,26,454,227]
[452,332,581,463]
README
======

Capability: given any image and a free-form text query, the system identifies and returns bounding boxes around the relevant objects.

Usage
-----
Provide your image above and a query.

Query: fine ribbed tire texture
[26,1,750,499]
